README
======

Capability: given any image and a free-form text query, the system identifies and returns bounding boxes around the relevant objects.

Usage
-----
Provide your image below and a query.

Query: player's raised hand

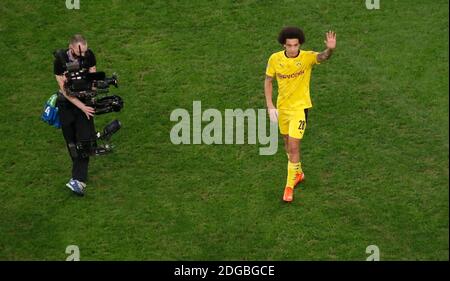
[324,31,336,50]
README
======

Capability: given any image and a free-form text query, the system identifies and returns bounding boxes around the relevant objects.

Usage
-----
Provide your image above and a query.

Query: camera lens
[103,120,121,138]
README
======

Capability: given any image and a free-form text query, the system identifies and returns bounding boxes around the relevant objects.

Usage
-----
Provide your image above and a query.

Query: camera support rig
[54,49,124,158]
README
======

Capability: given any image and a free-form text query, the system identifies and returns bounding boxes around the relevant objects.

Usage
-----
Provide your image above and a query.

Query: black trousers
[57,95,96,182]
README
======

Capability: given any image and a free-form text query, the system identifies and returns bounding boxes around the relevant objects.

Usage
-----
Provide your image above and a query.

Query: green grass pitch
[0,0,448,260]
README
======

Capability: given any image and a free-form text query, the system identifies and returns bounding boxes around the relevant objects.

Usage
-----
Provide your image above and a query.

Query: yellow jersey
[266,50,320,110]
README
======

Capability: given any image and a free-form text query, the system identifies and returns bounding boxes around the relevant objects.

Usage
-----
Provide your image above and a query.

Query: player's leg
[278,110,290,159]
[283,134,289,160]
[295,108,308,185]
[283,110,307,202]
[288,135,305,187]
[289,109,307,183]
[288,136,300,162]
[282,134,293,187]
[278,110,294,201]
[283,136,301,202]
[278,110,292,178]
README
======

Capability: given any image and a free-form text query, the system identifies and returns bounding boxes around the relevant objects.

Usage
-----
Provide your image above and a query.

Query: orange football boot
[283,186,294,202]
[293,172,305,187]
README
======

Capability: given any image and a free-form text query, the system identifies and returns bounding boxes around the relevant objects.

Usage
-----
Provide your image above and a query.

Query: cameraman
[54,34,97,196]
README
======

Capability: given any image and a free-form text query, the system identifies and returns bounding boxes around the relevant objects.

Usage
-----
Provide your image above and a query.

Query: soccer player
[264,27,336,202]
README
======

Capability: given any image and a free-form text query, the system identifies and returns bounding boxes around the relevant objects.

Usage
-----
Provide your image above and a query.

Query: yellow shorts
[278,109,309,139]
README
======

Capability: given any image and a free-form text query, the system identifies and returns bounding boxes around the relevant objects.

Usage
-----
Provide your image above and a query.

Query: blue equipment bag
[41,93,61,129]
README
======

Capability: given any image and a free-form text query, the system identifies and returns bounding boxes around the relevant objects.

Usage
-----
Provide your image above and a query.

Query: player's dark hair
[278,27,305,45]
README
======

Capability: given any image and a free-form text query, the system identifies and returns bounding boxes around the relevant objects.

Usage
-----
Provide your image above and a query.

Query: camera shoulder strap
[53,49,67,65]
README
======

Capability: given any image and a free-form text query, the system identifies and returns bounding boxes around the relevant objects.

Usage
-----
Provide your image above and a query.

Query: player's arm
[317,31,336,63]
[264,75,275,109]
[264,55,278,122]
[264,75,278,122]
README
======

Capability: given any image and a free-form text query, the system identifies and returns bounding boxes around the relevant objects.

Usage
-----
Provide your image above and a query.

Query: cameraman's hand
[81,105,95,120]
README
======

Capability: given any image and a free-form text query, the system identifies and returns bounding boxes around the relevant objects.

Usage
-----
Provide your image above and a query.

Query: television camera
[54,49,124,157]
